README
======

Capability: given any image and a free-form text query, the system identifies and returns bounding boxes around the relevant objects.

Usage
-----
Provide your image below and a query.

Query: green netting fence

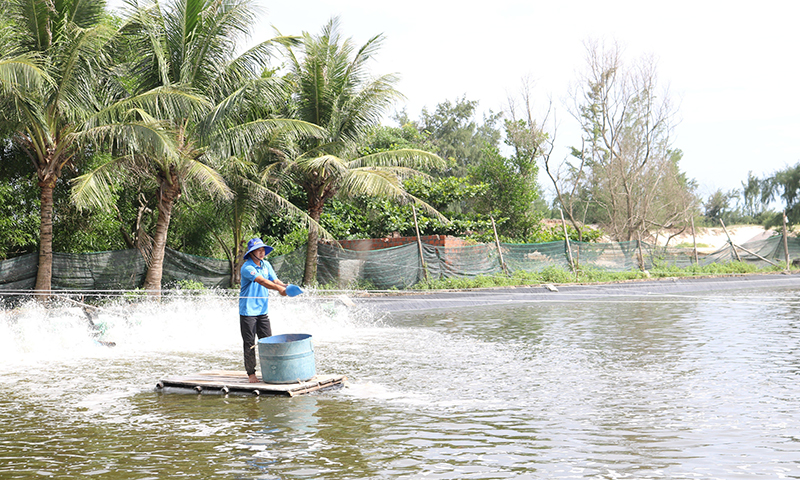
[0,249,230,292]
[1,235,797,292]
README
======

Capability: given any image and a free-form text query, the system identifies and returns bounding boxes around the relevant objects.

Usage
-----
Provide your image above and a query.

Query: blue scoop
[285,284,304,297]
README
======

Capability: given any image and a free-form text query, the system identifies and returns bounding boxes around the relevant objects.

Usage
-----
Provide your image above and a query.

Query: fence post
[490,216,509,275]
[560,209,575,273]
[636,233,645,271]
[690,216,699,265]
[783,210,790,270]
[719,219,742,262]
[412,206,428,281]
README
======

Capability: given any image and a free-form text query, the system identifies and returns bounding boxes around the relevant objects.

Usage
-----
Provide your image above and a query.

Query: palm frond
[348,149,447,171]
[339,167,402,196]
[237,176,336,241]
[342,30,385,87]
[70,155,132,211]
[9,0,53,51]
[50,20,116,121]
[208,118,326,160]
[121,0,172,89]
[217,154,258,179]
[258,159,292,184]
[340,168,449,222]
[0,55,48,94]
[363,165,435,181]
[87,86,210,128]
[76,119,178,162]
[334,72,403,141]
[296,154,349,179]
[177,0,257,91]
[179,157,233,200]
[65,0,107,29]
[294,140,344,161]
[14,94,51,160]
[195,76,291,137]
[219,35,299,88]
[290,17,402,150]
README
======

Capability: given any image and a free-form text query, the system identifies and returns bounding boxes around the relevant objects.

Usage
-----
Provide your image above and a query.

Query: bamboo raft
[156,370,346,397]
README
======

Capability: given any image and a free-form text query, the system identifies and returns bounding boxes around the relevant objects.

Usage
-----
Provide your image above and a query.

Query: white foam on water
[0,291,525,410]
[0,301,108,364]
[0,292,373,371]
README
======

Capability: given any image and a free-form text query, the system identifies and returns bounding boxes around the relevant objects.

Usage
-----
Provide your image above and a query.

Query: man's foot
[248,373,259,383]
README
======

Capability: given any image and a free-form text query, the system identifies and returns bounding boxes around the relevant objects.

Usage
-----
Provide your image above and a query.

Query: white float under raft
[156,370,346,397]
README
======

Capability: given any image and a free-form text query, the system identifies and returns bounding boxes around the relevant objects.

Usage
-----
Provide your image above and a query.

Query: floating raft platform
[156,370,346,397]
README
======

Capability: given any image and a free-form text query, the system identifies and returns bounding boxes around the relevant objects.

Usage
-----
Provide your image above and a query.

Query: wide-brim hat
[244,238,274,259]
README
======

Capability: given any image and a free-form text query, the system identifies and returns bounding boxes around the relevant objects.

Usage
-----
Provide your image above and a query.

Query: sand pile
[653,225,774,253]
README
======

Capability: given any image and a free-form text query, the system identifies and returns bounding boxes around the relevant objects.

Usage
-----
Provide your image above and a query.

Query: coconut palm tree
[71,0,324,294]
[276,18,448,285]
[0,0,192,296]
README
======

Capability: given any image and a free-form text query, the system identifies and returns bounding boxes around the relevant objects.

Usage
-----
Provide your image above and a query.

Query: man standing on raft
[240,238,287,383]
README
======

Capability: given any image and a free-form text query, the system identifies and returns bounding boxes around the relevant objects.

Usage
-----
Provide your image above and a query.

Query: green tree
[761,162,800,229]
[72,0,321,292]
[276,18,446,285]
[0,145,39,258]
[406,96,502,176]
[703,189,738,225]
[472,86,551,238]
[470,145,542,238]
[740,171,769,220]
[341,178,488,240]
[360,95,554,242]
[404,176,488,212]
[0,0,180,295]
[214,156,322,285]
[359,123,427,155]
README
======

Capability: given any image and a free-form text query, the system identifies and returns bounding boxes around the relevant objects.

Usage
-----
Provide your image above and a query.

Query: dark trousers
[240,314,272,376]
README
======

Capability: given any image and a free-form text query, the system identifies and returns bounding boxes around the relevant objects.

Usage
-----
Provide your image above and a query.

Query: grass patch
[411,261,790,290]
[673,242,711,249]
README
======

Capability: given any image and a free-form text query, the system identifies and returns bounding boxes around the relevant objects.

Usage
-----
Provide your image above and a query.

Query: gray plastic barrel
[257,333,316,383]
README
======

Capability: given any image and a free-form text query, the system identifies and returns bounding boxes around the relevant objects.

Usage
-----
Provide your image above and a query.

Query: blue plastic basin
[257,333,316,384]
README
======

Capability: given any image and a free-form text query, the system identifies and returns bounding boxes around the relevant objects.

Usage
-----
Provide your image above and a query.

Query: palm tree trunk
[34,178,56,299]
[302,225,319,286]
[232,252,245,286]
[302,199,324,286]
[143,175,181,295]
[231,209,244,286]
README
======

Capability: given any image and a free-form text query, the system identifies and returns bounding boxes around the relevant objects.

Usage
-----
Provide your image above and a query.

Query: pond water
[0,285,799,479]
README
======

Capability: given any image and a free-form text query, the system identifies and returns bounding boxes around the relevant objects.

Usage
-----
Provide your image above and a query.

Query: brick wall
[331,235,470,251]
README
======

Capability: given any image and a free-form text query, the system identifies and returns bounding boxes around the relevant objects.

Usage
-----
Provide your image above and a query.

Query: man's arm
[255,275,287,296]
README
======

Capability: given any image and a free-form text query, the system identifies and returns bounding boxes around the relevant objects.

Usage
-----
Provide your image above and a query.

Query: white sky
[257,0,799,201]
[109,0,800,201]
